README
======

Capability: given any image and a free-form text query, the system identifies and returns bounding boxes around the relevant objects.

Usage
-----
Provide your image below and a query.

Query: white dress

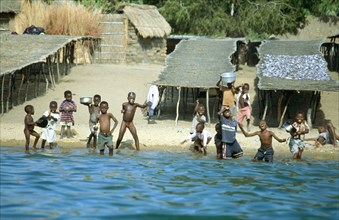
[41,111,60,143]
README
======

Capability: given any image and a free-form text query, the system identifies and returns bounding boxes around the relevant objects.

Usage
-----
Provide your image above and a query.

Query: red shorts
[237,106,251,123]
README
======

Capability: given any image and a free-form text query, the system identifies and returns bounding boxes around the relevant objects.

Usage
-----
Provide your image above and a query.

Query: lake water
[1,146,338,219]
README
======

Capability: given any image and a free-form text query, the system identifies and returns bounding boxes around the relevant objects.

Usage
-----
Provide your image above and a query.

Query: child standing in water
[220,105,243,159]
[238,120,286,163]
[23,105,40,152]
[190,99,207,134]
[83,94,101,148]
[41,101,60,149]
[59,90,77,139]
[214,123,222,159]
[96,101,118,156]
[286,112,309,159]
[116,92,148,151]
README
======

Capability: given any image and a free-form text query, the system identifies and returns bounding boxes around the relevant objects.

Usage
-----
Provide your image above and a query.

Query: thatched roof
[122,4,171,38]
[0,0,21,13]
[155,38,238,88]
[257,40,339,92]
[0,34,97,76]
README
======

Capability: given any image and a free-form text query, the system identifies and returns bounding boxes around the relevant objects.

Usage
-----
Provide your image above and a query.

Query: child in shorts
[220,105,243,159]
[59,90,77,139]
[214,123,222,159]
[96,101,118,156]
[181,122,212,155]
[23,105,40,152]
[237,83,251,132]
[239,120,286,163]
[286,112,309,159]
[41,101,60,149]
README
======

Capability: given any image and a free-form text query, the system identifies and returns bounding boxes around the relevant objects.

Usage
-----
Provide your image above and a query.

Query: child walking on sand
[181,122,212,155]
[82,94,101,148]
[41,101,60,149]
[96,101,118,156]
[238,120,286,163]
[24,105,40,152]
[190,99,207,134]
[116,92,148,151]
[220,105,243,159]
[237,83,251,131]
[59,90,77,139]
[286,112,309,159]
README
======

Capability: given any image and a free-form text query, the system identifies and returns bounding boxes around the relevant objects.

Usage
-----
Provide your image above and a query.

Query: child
[181,122,212,155]
[96,101,118,156]
[216,80,242,117]
[214,123,222,159]
[238,120,286,163]
[59,90,77,139]
[190,99,207,134]
[286,112,309,159]
[314,122,338,148]
[237,83,251,131]
[41,101,60,149]
[116,92,148,151]
[220,105,243,159]
[23,105,40,152]
[83,94,101,148]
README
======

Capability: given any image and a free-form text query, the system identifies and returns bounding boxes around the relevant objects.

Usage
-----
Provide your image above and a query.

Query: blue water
[0,146,338,220]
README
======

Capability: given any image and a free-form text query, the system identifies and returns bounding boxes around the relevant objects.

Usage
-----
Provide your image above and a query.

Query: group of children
[24,90,147,155]
[182,79,338,162]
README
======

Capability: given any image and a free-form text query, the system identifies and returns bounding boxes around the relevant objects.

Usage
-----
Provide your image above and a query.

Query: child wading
[219,105,243,159]
[181,122,212,155]
[23,105,40,152]
[83,94,101,148]
[239,120,286,163]
[96,101,118,156]
[116,92,148,151]
[41,101,60,149]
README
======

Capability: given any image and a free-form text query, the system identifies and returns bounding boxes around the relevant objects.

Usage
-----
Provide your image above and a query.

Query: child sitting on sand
[116,92,148,151]
[190,99,207,134]
[220,105,243,159]
[59,90,77,139]
[181,122,212,155]
[41,101,60,149]
[286,112,309,159]
[82,94,101,148]
[305,122,339,148]
[23,105,40,152]
[238,120,286,163]
[96,101,118,156]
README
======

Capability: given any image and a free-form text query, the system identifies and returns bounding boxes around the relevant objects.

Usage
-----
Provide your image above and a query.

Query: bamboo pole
[175,87,181,126]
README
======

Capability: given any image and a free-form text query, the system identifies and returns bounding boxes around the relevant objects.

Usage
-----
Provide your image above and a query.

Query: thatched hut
[256,40,339,128]
[0,0,21,33]
[154,38,239,125]
[0,34,98,114]
[118,4,171,64]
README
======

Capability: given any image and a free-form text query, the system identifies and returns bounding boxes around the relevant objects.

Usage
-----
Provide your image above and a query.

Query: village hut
[154,38,239,125]
[0,34,98,114]
[256,40,339,128]
[0,0,21,34]
[321,34,339,72]
[113,4,171,64]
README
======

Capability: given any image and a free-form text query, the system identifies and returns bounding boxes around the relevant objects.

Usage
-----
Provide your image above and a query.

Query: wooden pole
[262,91,269,120]
[1,74,6,114]
[7,73,12,112]
[206,88,210,126]
[17,71,24,105]
[82,40,86,65]
[278,94,291,128]
[56,52,60,82]
[175,87,181,126]
[24,69,30,102]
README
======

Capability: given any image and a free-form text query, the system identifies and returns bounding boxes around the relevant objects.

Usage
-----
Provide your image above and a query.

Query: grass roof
[0,0,21,13]
[155,38,237,88]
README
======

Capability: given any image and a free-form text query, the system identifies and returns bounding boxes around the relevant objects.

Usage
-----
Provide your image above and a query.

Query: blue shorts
[222,140,243,159]
[98,132,113,150]
[254,146,274,163]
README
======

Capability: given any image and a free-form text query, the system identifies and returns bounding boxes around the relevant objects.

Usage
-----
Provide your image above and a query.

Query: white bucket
[220,72,236,85]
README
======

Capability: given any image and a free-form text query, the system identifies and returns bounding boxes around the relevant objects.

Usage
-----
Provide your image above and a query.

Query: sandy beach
[0,64,338,159]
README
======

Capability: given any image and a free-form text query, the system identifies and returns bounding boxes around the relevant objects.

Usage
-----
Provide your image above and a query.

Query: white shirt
[186,130,211,147]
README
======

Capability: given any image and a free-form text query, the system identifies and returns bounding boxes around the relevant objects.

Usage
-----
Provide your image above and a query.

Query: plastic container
[80,97,92,104]
[220,72,236,85]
